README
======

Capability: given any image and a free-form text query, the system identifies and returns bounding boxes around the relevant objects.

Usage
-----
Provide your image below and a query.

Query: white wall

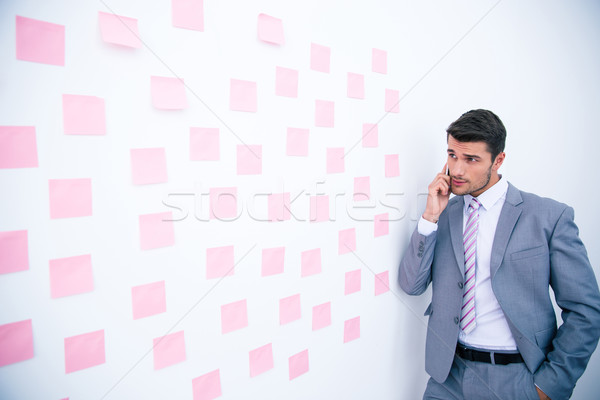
[1,0,599,399]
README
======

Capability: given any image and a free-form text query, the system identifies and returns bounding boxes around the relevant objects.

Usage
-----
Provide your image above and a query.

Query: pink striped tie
[460,198,480,334]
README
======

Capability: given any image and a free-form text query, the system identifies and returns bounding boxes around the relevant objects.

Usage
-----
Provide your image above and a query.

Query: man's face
[447,136,503,197]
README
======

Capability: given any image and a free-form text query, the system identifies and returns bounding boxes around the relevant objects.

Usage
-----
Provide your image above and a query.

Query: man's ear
[492,152,505,171]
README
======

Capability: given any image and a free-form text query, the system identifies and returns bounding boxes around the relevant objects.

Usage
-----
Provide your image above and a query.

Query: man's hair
[446,109,506,161]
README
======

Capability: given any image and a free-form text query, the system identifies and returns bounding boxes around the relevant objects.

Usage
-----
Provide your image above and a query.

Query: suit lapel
[490,183,523,278]
[448,198,466,275]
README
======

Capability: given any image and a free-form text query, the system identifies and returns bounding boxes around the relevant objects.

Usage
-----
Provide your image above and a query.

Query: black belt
[456,344,523,365]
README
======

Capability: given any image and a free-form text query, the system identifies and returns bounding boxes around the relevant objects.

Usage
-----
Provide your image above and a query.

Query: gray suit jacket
[398,183,600,399]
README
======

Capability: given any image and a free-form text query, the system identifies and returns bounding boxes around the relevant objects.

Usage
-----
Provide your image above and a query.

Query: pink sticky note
[326,148,345,174]
[385,88,400,113]
[372,48,387,74]
[190,127,220,161]
[288,349,309,380]
[301,248,321,277]
[64,329,105,373]
[131,281,167,319]
[237,145,262,175]
[98,11,141,48]
[0,126,38,169]
[172,0,204,31]
[347,72,364,99]
[139,212,175,250]
[221,299,248,334]
[338,228,356,255]
[151,76,188,110]
[62,94,106,136]
[0,230,29,275]
[130,148,168,185]
[153,330,186,370]
[275,66,298,98]
[309,195,329,223]
[286,127,309,156]
[268,193,291,222]
[385,154,400,177]
[49,254,94,299]
[312,302,331,331]
[49,178,93,219]
[230,79,257,112]
[362,123,378,148]
[310,43,330,73]
[315,100,334,128]
[16,16,65,66]
[353,176,370,202]
[374,213,389,237]
[279,294,301,325]
[249,343,273,377]
[210,187,238,220]
[345,269,361,295]
[375,270,390,296]
[261,247,285,277]
[257,14,284,45]
[192,369,222,400]
[206,245,234,279]
[343,316,360,343]
[0,319,34,367]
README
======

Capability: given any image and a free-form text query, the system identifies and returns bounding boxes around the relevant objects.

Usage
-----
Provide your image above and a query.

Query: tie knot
[469,198,481,212]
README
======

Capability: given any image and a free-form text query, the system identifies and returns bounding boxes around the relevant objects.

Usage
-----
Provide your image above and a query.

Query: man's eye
[469,158,477,162]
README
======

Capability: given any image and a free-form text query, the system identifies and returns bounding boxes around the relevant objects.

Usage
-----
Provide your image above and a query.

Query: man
[398,109,600,399]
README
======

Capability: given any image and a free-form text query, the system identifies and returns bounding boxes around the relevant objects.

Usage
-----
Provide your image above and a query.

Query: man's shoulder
[508,183,571,214]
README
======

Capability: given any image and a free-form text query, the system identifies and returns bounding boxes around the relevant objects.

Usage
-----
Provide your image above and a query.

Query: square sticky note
[131,281,167,319]
[0,230,29,275]
[64,329,105,373]
[257,14,284,45]
[192,369,222,400]
[268,193,290,222]
[49,178,93,219]
[385,154,400,177]
[279,294,301,325]
[345,269,361,295]
[375,270,390,296]
[310,43,330,73]
[139,212,175,250]
[301,248,321,277]
[326,148,344,174]
[288,349,309,380]
[16,15,65,66]
[309,195,329,223]
[62,94,106,135]
[286,127,309,156]
[172,0,204,31]
[151,76,188,110]
[0,126,38,169]
[0,319,34,367]
[261,247,284,276]
[98,11,142,48]
[230,79,257,112]
[385,88,400,113]
[353,176,370,202]
[190,127,219,161]
[315,100,334,128]
[210,187,238,220]
[338,228,356,255]
[237,145,262,175]
[206,245,234,279]
[362,123,378,148]
[153,330,186,370]
[372,48,387,74]
[312,302,331,331]
[130,148,168,185]
[347,72,364,99]
[275,66,298,97]
[49,254,94,298]
[249,343,273,377]
[374,213,389,237]
[221,299,248,334]
[343,316,360,343]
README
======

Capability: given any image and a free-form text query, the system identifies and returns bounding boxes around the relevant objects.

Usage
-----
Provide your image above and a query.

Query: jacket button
[458,282,464,289]
[454,317,460,324]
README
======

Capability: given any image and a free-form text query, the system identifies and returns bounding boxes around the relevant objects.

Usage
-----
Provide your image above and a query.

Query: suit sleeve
[534,206,600,400]
[398,221,437,296]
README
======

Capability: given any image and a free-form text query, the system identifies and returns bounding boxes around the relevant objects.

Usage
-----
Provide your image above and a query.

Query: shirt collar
[464,175,508,212]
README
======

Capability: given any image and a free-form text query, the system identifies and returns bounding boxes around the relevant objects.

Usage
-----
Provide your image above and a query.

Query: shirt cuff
[418,216,438,236]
